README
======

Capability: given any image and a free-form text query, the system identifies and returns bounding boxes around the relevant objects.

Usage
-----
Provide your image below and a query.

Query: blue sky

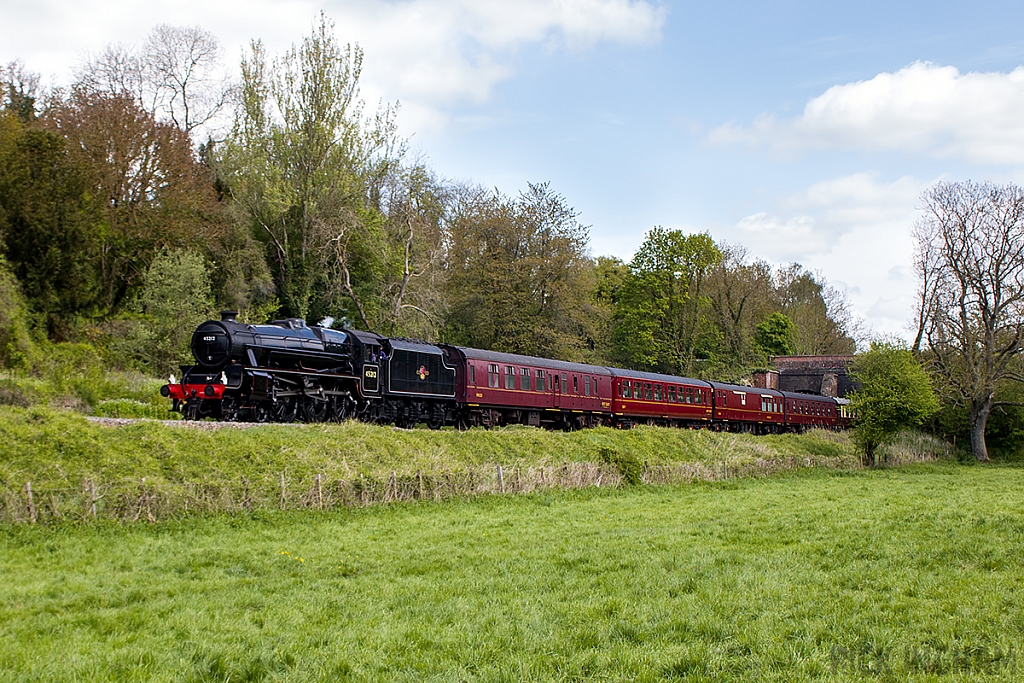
[5,0,1024,338]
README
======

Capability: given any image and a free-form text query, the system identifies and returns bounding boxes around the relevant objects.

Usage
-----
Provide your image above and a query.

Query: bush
[599,447,644,486]
[111,248,214,376]
[0,258,38,369]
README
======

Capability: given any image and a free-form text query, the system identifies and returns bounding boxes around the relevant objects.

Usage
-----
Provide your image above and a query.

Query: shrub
[599,447,644,486]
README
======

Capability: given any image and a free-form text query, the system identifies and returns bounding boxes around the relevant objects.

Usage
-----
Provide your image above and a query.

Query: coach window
[653,384,662,401]
[488,364,499,388]
[519,367,529,390]
[562,373,568,392]
[644,382,653,400]
[573,376,579,393]
[553,374,561,392]
[536,369,545,391]
[621,380,630,398]
[505,366,516,389]
[667,386,677,403]
[584,376,591,396]
[470,364,476,385]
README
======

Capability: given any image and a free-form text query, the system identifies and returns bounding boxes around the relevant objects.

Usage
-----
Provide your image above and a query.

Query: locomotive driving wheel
[303,395,329,422]
[220,394,240,422]
[252,402,271,423]
[273,397,298,422]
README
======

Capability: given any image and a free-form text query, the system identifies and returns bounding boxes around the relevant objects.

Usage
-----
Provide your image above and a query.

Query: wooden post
[25,481,36,524]
[417,470,423,500]
[280,472,286,508]
[497,465,505,494]
[390,471,397,502]
[516,467,521,492]
[643,461,649,484]
[316,473,323,509]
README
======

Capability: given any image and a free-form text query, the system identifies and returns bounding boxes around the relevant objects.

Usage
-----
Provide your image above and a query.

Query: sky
[5,0,1024,340]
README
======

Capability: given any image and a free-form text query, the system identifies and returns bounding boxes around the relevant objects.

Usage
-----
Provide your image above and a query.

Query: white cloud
[726,173,929,337]
[710,62,1024,165]
[0,0,666,132]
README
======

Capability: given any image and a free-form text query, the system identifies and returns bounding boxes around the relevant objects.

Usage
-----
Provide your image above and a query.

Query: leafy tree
[0,111,103,335]
[849,342,940,466]
[776,264,857,355]
[43,89,219,316]
[754,312,796,357]
[913,181,1024,462]
[705,243,777,366]
[444,183,599,360]
[613,228,722,374]
[221,14,403,322]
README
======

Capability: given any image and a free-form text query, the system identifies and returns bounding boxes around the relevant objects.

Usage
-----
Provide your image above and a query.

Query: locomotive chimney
[220,310,238,323]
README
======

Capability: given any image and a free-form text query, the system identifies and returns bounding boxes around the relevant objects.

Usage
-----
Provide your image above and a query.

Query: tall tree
[613,228,722,375]
[220,14,402,321]
[44,89,217,314]
[444,183,598,360]
[776,264,857,355]
[75,25,232,140]
[0,111,101,333]
[704,243,777,365]
[914,180,1024,462]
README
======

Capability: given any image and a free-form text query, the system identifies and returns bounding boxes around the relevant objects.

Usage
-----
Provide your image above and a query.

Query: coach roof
[451,346,613,376]
[608,367,711,387]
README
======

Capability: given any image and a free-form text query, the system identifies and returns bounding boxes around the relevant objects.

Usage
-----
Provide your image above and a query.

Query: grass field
[1,463,1021,681]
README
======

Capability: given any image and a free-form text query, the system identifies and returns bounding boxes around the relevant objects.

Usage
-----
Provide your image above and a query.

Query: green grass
[1,464,1021,681]
[0,406,951,521]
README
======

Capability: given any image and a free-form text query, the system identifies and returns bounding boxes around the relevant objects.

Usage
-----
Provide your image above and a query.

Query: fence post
[497,465,505,494]
[417,470,423,500]
[390,471,397,502]
[316,473,323,509]
[280,472,286,509]
[642,461,649,484]
[25,481,36,524]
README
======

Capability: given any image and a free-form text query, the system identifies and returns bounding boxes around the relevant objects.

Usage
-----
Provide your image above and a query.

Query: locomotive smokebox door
[362,364,380,393]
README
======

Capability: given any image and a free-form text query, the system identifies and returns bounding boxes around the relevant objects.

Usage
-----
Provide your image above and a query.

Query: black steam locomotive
[163,311,457,427]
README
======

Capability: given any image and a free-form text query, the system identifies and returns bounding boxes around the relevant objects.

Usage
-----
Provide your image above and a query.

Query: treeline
[0,16,857,381]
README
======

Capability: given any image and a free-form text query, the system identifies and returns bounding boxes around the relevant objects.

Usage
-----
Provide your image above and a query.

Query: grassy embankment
[1,464,1021,681]
[0,406,950,522]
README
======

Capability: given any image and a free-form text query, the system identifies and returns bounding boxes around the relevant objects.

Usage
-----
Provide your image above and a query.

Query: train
[161,311,853,432]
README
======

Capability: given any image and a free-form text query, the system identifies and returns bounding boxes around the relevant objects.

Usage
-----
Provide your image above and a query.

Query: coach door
[553,372,567,410]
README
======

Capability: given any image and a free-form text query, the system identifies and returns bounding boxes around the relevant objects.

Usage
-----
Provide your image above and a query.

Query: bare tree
[75,25,232,139]
[74,44,149,109]
[143,24,231,136]
[914,181,1024,462]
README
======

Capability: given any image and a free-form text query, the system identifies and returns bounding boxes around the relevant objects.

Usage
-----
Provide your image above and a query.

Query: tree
[143,24,232,137]
[613,228,722,374]
[0,111,103,334]
[444,183,599,360]
[914,180,1024,462]
[776,264,858,355]
[705,243,777,365]
[75,25,232,139]
[43,89,218,315]
[1,61,40,123]
[221,14,403,321]
[754,312,796,357]
[849,342,939,466]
